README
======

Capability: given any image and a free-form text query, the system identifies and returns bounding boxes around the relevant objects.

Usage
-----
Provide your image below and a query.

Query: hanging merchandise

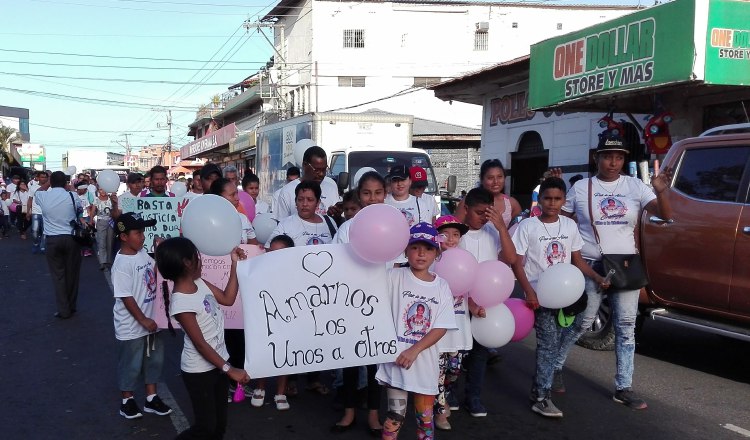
[643,111,673,155]
[597,111,626,138]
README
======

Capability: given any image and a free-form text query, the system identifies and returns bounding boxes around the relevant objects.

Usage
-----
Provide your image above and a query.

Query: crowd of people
[7,132,672,439]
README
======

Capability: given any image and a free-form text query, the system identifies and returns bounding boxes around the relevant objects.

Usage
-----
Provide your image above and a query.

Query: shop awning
[528,0,750,112]
[180,123,237,160]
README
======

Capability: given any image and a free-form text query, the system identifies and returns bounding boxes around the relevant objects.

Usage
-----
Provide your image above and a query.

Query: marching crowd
[7,133,673,439]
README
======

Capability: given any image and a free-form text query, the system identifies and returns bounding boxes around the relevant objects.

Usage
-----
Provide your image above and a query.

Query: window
[557,23,563,30]
[474,30,488,51]
[338,76,366,87]
[674,146,750,202]
[343,29,365,48]
[413,77,441,87]
[330,154,345,178]
[512,22,518,28]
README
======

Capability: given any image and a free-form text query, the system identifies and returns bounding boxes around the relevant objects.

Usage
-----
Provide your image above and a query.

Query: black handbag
[69,193,94,247]
[588,179,648,292]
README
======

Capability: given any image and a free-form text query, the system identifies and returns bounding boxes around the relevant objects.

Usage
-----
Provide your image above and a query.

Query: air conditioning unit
[476,22,489,32]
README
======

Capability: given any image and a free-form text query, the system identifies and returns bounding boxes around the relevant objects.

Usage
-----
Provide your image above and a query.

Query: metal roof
[430,55,530,106]
[413,116,479,136]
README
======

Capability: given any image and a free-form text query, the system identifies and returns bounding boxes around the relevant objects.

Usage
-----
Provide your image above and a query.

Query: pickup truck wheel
[576,297,615,351]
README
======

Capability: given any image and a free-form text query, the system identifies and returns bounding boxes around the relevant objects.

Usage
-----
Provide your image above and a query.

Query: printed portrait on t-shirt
[545,241,567,266]
[599,197,627,220]
[306,236,324,245]
[143,265,157,301]
[399,208,415,227]
[404,301,432,339]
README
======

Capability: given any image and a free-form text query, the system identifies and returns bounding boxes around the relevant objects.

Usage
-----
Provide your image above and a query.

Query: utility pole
[114,133,133,170]
[157,110,172,167]
[244,19,288,121]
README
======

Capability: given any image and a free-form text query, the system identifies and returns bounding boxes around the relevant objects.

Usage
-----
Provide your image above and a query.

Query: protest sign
[154,244,264,329]
[119,196,189,252]
[238,244,398,378]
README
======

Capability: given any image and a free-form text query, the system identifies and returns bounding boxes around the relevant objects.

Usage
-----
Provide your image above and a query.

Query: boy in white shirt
[111,213,173,420]
[385,165,434,227]
[511,177,607,418]
[409,166,439,222]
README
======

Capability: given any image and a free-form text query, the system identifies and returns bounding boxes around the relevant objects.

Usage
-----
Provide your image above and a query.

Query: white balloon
[252,213,278,245]
[293,139,316,166]
[470,304,515,348]
[352,167,377,188]
[98,170,120,193]
[536,263,586,309]
[171,181,187,197]
[87,184,97,194]
[181,195,242,256]
[66,166,77,175]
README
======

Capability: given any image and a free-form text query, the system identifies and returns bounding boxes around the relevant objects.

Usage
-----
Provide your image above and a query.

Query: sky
[0,0,650,170]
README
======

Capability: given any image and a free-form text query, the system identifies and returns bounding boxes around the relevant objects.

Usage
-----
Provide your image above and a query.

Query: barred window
[413,77,441,87]
[338,76,366,87]
[474,30,488,51]
[343,29,365,48]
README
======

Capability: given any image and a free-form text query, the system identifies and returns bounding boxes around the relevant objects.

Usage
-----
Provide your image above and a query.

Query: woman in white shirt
[265,180,337,248]
[12,181,31,239]
[90,188,116,270]
[208,178,259,246]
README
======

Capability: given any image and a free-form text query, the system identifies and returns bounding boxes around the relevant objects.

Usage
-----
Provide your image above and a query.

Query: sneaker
[529,385,539,403]
[250,389,266,407]
[144,395,173,416]
[274,394,290,411]
[613,388,648,410]
[120,398,143,419]
[465,398,487,417]
[531,397,563,418]
[242,384,254,398]
[446,390,460,411]
[552,370,565,393]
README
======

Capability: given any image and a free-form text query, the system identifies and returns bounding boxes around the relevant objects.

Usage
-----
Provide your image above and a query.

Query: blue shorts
[117,333,165,392]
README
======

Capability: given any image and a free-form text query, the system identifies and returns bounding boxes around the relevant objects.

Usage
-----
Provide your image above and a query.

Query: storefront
[180,123,237,163]
[227,130,257,177]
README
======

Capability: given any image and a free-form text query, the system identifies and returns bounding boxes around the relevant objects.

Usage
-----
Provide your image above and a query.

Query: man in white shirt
[271,166,300,214]
[114,173,145,217]
[34,171,85,319]
[28,170,49,253]
[274,148,339,220]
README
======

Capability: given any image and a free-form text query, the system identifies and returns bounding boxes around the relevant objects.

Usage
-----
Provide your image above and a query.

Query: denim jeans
[463,340,490,402]
[31,214,45,251]
[533,308,561,397]
[553,268,640,390]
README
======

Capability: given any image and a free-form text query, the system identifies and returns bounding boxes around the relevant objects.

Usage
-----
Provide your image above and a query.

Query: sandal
[285,382,299,397]
[250,389,265,407]
[306,382,330,396]
[274,394,290,411]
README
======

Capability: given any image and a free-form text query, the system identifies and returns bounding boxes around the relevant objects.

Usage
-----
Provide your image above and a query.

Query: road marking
[104,271,189,434]
[722,424,750,438]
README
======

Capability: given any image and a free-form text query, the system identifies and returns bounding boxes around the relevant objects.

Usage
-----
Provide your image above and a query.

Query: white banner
[238,244,398,378]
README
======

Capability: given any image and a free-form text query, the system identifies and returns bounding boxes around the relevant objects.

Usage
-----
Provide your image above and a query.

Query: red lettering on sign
[553,39,585,80]
[711,28,733,48]
[489,91,536,126]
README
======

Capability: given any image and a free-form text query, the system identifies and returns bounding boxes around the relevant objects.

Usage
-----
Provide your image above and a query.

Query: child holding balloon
[510,177,608,418]
[376,222,457,440]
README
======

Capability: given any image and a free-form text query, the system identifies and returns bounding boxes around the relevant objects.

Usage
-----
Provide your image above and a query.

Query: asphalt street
[1,233,749,440]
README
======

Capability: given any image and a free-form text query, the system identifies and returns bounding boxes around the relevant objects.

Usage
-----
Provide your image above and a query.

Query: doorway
[511,131,548,210]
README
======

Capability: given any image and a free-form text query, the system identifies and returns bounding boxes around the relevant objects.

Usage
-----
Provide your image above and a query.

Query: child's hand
[230,247,247,262]
[597,275,611,290]
[525,291,540,310]
[228,367,250,384]
[470,304,486,318]
[396,347,420,369]
[139,317,158,333]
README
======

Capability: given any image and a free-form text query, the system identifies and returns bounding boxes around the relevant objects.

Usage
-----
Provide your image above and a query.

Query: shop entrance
[511,131,548,211]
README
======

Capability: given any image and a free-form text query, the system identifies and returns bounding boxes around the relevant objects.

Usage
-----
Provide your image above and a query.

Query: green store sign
[705,0,750,85]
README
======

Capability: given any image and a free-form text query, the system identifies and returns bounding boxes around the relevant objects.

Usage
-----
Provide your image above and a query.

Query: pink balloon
[469,260,515,307]
[238,191,256,222]
[505,298,535,342]
[434,248,478,297]
[349,204,410,263]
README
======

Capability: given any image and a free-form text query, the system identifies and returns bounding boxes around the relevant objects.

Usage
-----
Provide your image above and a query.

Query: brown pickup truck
[578,129,750,350]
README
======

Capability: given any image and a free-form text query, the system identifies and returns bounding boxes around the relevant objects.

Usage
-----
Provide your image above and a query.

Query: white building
[261,0,640,129]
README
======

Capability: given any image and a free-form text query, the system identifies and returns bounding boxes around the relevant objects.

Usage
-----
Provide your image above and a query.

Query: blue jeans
[533,308,561,397]
[553,270,640,390]
[31,214,45,251]
[463,340,490,401]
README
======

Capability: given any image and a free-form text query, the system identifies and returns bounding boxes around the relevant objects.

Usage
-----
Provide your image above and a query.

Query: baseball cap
[596,133,629,154]
[435,215,469,235]
[116,212,157,234]
[409,166,428,187]
[200,163,222,180]
[557,292,588,327]
[387,164,409,181]
[127,172,144,184]
[408,222,440,249]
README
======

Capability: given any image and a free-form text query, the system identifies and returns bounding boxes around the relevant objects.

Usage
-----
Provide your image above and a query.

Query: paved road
[1,233,749,439]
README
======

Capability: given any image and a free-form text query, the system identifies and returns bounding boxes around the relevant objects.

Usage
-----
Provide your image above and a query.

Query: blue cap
[408,222,440,249]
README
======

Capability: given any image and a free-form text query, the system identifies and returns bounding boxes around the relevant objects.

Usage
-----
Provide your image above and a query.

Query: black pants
[45,235,82,317]
[16,212,29,234]
[342,364,380,410]
[177,369,229,440]
[224,329,245,369]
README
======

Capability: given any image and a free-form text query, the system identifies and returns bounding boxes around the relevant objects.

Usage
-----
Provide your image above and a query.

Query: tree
[0,123,23,171]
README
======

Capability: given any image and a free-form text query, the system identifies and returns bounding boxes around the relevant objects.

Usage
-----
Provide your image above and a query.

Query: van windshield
[347,151,437,194]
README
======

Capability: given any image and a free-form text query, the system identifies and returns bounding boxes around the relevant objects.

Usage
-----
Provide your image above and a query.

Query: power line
[32,123,166,134]
[0,86,197,111]
[0,47,270,63]
[28,0,253,16]
[0,59,265,70]
[0,71,236,86]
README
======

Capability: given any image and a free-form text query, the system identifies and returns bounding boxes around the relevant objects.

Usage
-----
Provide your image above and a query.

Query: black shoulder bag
[587,178,648,292]
[69,192,94,247]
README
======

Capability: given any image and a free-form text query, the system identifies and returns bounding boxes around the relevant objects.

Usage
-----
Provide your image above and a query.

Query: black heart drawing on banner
[302,251,334,278]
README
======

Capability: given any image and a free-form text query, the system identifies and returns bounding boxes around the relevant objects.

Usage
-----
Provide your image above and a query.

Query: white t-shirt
[1,199,10,216]
[420,193,440,221]
[459,223,501,263]
[436,295,472,353]
[511,216,583,289]
[238,211,256,243]
[29,186,45,215]
[385,194,433,227]
[12,190,30,212]
[111,249,159,341]
[274,177,340,220]
[332,218,352,244]
[93,197,113,222]
[77,193,90,216]
[255,200,270,215]
[266,214,337,248]
[6,183,16,194]
[563,176,656,260]
[170,279,229,373]
[376,268,456,395]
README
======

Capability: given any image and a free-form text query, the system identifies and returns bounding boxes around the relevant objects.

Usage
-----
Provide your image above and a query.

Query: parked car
[578,130,750,350]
